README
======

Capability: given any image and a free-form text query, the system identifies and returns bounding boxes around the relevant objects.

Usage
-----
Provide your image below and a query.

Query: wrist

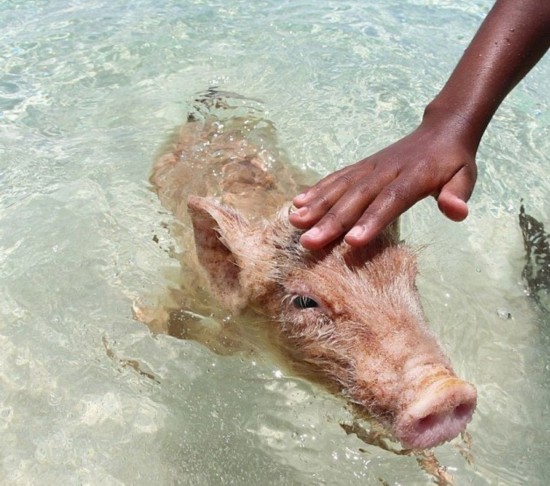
[420,97,486,154]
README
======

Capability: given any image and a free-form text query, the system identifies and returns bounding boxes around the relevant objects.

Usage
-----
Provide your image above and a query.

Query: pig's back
[150,91,309,224]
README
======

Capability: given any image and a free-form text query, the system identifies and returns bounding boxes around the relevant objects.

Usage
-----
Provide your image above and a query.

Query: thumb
[436,166,477,222]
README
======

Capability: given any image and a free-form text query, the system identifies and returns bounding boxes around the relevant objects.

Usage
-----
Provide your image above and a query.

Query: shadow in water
[519,203,550,315]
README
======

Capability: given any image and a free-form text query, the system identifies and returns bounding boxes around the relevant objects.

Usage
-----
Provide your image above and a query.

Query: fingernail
[293,193,308,204]
[346,226,366,240]
[289,205,307,218]
[302,227,321,239]
[291,207,308,217]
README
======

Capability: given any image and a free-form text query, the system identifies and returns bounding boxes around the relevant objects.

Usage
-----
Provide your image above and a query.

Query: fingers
[290,165,374,230]
[297,188,377,249]
[298,172,407,250]
[292,163,422,250]
[344,177,424,246]
[290,142,478,250]
[292,169,348,209]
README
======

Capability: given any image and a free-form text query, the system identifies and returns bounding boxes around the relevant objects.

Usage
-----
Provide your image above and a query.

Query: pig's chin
[393,378,477,449]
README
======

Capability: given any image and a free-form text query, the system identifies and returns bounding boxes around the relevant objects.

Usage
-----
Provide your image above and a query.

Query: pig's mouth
[394,378,477,449]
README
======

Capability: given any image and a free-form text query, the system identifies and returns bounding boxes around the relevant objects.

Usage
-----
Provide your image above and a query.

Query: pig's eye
[291,295,319,309]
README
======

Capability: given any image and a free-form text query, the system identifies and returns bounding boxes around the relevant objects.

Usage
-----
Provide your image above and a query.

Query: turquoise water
[1,0,549,484]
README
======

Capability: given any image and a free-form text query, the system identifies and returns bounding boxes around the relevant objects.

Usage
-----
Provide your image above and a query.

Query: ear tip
[187,195,247,228]
[187,196,231,223]
[187,195,202,207]
[187,195,212,214]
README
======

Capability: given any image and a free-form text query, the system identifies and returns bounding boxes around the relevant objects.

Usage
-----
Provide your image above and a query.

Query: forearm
[423,0,550,152]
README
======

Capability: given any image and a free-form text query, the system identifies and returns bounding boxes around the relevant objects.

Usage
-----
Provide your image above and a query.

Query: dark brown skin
[290,0,550,250]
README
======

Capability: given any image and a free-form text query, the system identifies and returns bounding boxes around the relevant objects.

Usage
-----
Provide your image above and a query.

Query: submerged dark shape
[519,203,550,312]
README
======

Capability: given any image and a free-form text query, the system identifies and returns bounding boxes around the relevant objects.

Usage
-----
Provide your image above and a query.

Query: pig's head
[187,195,476,449]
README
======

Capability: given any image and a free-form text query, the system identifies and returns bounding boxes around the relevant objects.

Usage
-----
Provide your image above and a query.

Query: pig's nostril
[453,402,473,420]
[399,383,477,449]
[415,413,438,434]
[414,401,474,436]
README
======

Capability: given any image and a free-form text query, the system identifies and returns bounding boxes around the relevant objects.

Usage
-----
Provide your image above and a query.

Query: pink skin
[290,0,550,250]
[396,379,477,449]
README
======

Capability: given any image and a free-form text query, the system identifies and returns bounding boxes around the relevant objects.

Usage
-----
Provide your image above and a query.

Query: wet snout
[395,377,477,449]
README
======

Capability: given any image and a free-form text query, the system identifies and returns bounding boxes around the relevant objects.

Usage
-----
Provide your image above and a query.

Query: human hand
[289,122,478,250]
[289,0,549,251]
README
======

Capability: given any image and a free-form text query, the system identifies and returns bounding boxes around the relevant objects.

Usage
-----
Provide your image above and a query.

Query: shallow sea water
[1,0,549,484]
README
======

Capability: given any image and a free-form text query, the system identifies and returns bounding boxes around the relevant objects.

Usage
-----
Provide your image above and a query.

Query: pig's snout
[395,378,477,449]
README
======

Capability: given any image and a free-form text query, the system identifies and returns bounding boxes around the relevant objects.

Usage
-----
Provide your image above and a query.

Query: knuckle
[322,211,349,233]
[380,183,409,205]
[336,172,355,187]
[314,194,333,212]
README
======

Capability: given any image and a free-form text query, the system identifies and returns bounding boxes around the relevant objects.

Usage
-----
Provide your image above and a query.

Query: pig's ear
[187,195,268,314]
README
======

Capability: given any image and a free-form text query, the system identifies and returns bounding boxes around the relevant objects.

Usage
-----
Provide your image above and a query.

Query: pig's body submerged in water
[148,91,476,450]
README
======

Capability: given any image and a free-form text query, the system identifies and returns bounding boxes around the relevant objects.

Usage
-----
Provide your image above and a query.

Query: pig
[148,90,477,450]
